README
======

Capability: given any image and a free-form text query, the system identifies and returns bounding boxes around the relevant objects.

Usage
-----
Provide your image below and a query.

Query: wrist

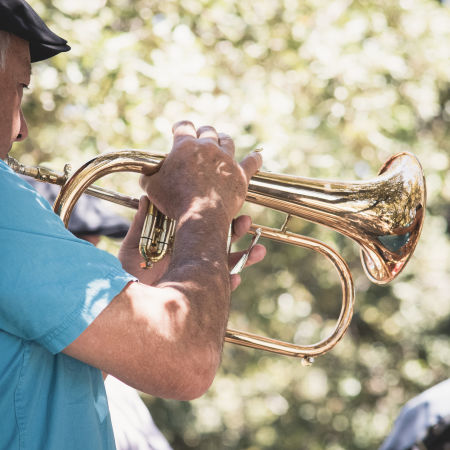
[171,202,230,270]
[177,196,231,231]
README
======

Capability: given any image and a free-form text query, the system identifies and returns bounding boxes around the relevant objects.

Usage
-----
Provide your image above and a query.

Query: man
[0,1,265,449]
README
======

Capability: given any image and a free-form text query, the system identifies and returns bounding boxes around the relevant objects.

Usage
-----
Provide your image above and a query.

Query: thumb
[239,151,263,183]
[121,195,149,250]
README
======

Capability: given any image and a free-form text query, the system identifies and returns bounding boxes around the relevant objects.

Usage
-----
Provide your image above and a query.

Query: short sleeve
[0,161,136,353]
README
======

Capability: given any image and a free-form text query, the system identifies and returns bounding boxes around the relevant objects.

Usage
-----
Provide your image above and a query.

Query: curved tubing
[11,149,425,361]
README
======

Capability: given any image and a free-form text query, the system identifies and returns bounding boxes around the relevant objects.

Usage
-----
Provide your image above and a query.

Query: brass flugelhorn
[7,150,426,364]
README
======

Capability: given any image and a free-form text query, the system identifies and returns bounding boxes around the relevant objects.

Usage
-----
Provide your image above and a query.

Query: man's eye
[21,84,30,90]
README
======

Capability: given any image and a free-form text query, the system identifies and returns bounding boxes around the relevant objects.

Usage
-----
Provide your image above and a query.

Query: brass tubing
[9,150,426,361]
[225,224,355,360]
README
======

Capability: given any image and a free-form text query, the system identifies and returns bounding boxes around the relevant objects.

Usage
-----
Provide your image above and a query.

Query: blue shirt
[0,159,135,450]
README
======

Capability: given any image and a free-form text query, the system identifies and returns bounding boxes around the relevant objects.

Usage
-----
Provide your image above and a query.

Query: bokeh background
[13,1,450,449]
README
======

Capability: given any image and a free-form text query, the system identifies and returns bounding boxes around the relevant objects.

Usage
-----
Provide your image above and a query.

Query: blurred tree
[15,0,450,448]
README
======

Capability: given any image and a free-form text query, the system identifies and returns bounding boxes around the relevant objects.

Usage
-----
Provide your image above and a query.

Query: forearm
[83,204,233,400]
[156,202,231,357]
[65,274,229,400]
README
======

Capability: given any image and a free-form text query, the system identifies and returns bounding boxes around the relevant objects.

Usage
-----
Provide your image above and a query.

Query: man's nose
[15,109,28,142]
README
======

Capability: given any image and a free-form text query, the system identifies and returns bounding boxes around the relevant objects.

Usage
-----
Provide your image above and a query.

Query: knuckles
[139,126,247,221]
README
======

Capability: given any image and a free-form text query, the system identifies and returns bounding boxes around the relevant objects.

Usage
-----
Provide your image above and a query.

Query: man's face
[0,34,31,160]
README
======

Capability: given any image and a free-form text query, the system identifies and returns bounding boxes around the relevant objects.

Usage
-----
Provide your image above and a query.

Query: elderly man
[0,1,264,449]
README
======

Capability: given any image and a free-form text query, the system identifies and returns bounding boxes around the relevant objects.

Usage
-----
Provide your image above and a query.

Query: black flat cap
[0,0,70,62]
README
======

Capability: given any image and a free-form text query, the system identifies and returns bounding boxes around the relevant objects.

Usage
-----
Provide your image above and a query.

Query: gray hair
[0,30,11,71]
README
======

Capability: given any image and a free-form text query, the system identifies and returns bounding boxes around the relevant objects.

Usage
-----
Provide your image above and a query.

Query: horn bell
[246,152,426,284]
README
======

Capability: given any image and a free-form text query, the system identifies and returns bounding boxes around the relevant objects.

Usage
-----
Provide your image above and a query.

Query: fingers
[197,127,235,157]
[245,244,266,266]
[121,195,149,249]
[197,128,235,159]
[230,274,241,291]
[172,121,236,156]
[231,215,251,244]
[229,244,266,291]
[172,120,197,144]
[218,133,235,156]
[240,151,263,183]
[228,244,266,269]
[197,125,219,143]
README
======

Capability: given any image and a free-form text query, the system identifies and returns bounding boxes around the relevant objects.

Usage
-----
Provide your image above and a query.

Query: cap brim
[30,41,71,63]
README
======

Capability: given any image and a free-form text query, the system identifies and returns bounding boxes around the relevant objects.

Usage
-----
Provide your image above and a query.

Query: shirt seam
[15,342,30,450]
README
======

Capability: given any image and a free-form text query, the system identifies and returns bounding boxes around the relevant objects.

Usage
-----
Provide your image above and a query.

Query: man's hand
[118,195,170,285]
[64,122,264,401]
[228,215,266,290]
[139,121,262,225]
[119,197,266,289]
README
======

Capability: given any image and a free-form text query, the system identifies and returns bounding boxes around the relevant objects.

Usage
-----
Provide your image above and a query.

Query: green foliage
[17,0,450,448]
